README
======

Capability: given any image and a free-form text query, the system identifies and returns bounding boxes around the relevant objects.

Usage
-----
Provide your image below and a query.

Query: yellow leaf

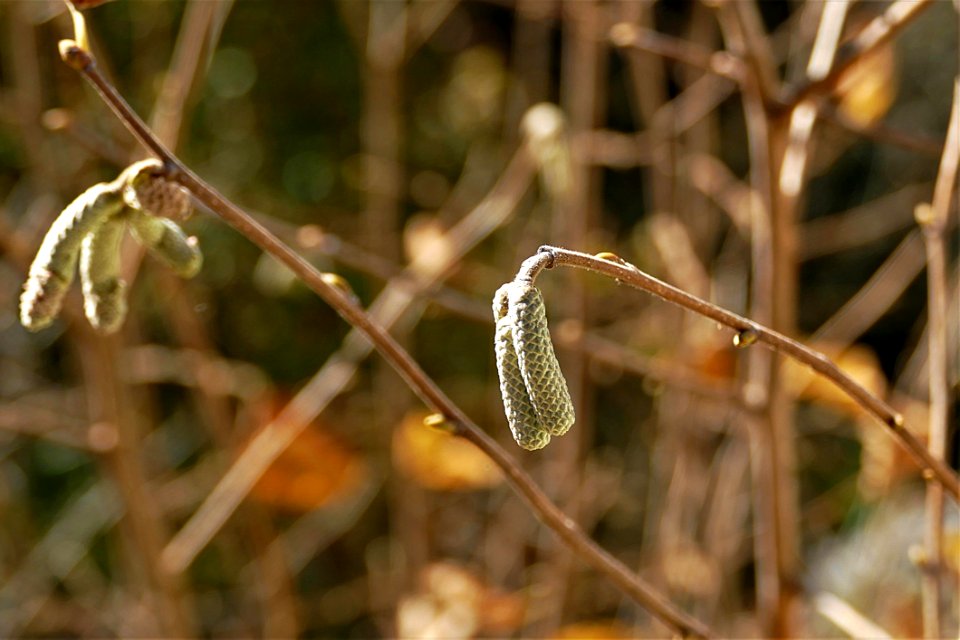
[392,412,503,491]
[836,44,897,127]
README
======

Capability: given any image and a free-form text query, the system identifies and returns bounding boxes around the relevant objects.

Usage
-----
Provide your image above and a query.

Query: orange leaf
[249,421,367,513]
[551,620,633,639]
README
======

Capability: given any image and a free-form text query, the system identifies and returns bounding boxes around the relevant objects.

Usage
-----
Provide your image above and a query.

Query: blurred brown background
[0,1,957,638]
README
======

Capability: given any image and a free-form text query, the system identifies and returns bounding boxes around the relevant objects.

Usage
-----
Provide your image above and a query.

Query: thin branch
[517,246,960,501]
[812,230,926,346]
[149,0,228,149]
[800,183,933,260]
[161,147,534,575]
[269,218,742,403]
[780,0,933,109]
[729,0,780,107]
[812,591,892,640]
[716,6,795,633]
[56,40,712,639]
[919,76,960,640]
[609,22,744,82]
[820,105,944,156]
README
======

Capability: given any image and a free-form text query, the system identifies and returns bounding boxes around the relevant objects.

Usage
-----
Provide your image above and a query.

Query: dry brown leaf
[392,412,503,491]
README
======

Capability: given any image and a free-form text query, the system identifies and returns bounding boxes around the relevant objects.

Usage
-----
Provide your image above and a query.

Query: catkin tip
[84,279,128,334]
[20,269,69,332]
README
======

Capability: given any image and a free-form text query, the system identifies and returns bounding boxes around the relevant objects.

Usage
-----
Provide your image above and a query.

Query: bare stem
[518,246,960,501]
[609,22,744,82]
[780,0,933,109]
[57,41,712,639]
[919,76,960,640]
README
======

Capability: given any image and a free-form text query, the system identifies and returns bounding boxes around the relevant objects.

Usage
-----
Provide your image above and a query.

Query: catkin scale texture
[122,160,191,220]
[80,217,128,334]
[493,285,550,451]
[129,210,202,278]
[20,183,125,331]
[507,283,575,436]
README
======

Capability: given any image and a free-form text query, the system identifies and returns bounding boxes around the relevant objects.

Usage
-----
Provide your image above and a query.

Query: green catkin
[493,284,550,450]
[128,209,202,278]
[507,282,575,436]
[79,216,127,334]
[20,182,125,331]
[20,160,202,334]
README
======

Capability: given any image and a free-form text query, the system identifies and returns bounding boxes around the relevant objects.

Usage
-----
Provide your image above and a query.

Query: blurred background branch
[0,1,956,638]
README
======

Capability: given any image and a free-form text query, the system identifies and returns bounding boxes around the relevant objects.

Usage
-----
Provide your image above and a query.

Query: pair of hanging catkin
[20,158,201,334]
[493,281,575,450]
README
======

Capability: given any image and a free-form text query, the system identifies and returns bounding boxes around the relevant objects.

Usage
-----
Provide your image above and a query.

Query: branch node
[536,245,557,269]
[733,327,760,348]
[58,39,93,71]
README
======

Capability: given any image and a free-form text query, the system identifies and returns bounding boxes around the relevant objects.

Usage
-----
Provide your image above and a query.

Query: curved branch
[519,246,960,501]
[56,40,712,639]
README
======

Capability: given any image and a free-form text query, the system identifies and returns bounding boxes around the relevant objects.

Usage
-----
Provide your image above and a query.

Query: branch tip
[58,39,92,71]
[536,245,557,268]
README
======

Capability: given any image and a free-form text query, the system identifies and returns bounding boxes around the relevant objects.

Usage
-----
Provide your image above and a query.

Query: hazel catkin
[493,284,551,451]
[507,282,575,436]
[493,281,575,450]
[79,216,128,334]
[20,182,125,331]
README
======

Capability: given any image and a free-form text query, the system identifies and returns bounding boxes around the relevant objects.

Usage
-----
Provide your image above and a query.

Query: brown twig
[56,40,712,639]
[516,246,960,500]
[918,76,959,640]
[262,218,742,404]
[800,183,933,260]
[161,147,534,576]
[812,230,926,346]
[779,0,933,109]
[715,6,795,633]
[820,105,944,157]
[149,0,227,148]
[609,22,744,83]
[77,334,196,637]
[362,0,405,260]
[812,591,893,640]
